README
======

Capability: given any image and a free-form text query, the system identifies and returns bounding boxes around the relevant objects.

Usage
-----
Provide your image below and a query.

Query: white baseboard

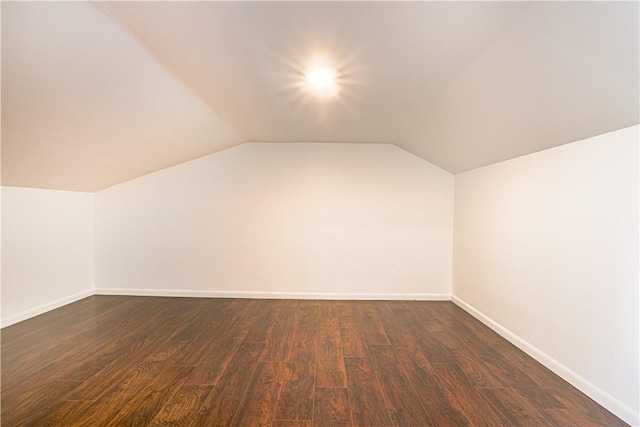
[451,295,639,427]
[95,287,451,301]
[1,287,449,327]
[1,289,94,328]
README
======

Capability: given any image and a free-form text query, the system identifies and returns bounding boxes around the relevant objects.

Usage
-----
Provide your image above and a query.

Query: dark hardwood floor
[1,296,626,426]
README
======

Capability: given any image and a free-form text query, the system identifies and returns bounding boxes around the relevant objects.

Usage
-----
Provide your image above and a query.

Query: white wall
[95,143,455,298]
[1,187,94,326]
[453,125,639,424]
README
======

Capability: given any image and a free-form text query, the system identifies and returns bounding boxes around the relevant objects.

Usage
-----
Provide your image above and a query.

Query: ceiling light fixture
[304,64,339,99]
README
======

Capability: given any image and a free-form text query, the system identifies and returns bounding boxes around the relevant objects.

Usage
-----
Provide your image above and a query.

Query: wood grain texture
[192,342,265,425]
[184,300,257,384]
[274,341,315,421]
[1,297,627,427]
[148,384,213,426]
[29,400,96,427]
[479,387,552,426]
[339,316,367,358]
[274,303,317,421]
[97,365,193,427]
[314,388,352,427]
[315,316,347,388]
[432,362,510,426]
[401,355,471,426]
[344,357,393,426]
[1,379,83,426]
[368,345,433,426]
[273,420,313,427]
[263,307,298,362]
[356,303,391,345]
[232,361,287,426]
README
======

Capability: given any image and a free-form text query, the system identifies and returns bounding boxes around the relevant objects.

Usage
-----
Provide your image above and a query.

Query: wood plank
[2,297,168,389]
[479,387,552,426]
[440,317,565,409]
[355,303,391,345]
[148,384,213,426]
[344,357,392,426]
[432,363,515,426]
[168,298,233,342]
[332,300,355,317]
[184,299,258,384]
[368,345,433,426]
[62,332,173,401]
[398,311,454,363]
[427,327,508,388]
[274,302,317,420]
[170,321,232,367]
[540,408,627,427]
[232,361,288,426]
[339,316,367,358]
[273,420,313,427]
[99,341,188,403]
[49,402,116,427]
[295,301,320,346]
[315,317,347,388]
[192,342,265,425]
[312,300,336,318]
[493,342,569,389]
[545,383,628,426]
[183,342,242,385]
[401,356,471,426]
[98,365,193,426]
[274,341,316,421]
[28,400,96,427]
[377,310,469,427]
[314,388,352,427]
[0,295,129,348]
[244,300,282,343]
[263,307,298,361]
[0,380,83,426]
[380,306,430,365]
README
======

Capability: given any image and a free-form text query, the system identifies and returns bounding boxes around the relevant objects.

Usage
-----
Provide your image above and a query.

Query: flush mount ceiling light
[304,64,340,99]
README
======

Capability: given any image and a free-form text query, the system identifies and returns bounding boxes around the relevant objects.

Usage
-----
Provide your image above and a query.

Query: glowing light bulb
[304,65,339,99]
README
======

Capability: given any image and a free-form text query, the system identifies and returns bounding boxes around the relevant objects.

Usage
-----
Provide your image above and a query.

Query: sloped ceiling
[2,1,638,192]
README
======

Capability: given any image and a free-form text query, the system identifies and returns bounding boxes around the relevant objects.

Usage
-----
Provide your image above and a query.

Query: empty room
[1,1,638,426]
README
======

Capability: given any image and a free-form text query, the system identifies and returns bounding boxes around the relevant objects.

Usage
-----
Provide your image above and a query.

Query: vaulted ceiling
[2,1,638,192]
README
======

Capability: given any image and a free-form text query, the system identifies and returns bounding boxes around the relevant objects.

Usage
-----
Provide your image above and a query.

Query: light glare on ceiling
[305,65,339,99]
